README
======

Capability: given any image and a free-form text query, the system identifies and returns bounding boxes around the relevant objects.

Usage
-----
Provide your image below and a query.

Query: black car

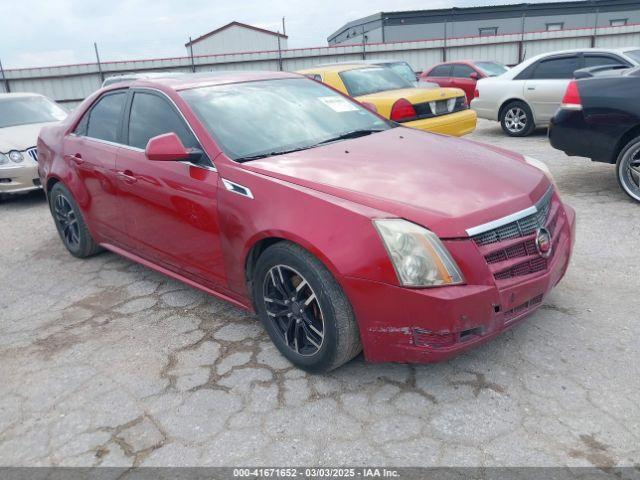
[549,65,640,203]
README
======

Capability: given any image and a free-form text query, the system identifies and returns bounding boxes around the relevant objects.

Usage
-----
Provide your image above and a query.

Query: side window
[74,111,89,136]
[304,74,322,82]
[127,92,198,150]
[584,55,628,68]
[452,64,476,78]
[531,56,581,79]
[429,65,451,77]
[85,92,127,143]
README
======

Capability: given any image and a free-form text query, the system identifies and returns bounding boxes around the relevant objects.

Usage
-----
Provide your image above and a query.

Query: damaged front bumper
[342,204,576,364]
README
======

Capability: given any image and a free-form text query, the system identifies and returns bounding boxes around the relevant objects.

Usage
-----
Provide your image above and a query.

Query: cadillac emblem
[535,228,552,258]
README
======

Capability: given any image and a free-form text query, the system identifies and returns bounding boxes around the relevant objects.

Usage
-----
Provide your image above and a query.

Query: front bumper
[0,162,41,194]
[404,109,477,137]
[342,203,576,364]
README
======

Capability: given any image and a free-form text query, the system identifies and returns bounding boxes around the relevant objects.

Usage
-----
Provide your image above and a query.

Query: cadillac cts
[37,72,575,372]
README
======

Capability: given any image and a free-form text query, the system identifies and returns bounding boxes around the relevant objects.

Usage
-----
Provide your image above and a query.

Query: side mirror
[145,133,190,161]
[469,72,479,80]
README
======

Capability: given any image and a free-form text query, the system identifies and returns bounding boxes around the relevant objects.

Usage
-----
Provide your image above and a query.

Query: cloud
[0,0,580,69]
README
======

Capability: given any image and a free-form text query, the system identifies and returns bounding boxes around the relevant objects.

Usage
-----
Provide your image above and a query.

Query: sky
[0,0,576,69]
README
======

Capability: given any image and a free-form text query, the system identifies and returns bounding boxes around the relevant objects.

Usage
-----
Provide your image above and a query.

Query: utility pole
[189,37,196,73]
[282,17,286,36]
[362,26,367,60]
[592,8,600,48]
[277,32,283,71]
[0,58,9,93]
[443,17,448,62]
[94,42,104,84]
[519,12,527,63]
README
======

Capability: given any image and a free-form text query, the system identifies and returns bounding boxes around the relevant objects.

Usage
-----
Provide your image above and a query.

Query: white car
[471,47,640,136]
[0,93,67,197]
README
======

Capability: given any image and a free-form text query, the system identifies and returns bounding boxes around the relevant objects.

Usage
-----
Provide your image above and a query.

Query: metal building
[328,0,640,45]
[186,21,288,56]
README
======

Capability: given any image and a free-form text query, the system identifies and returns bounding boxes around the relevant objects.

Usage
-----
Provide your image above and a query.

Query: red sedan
[420,60,508,103]
[37,72,575,372]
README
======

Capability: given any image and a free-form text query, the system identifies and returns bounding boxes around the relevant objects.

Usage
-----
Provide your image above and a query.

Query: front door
[115,90,226,287]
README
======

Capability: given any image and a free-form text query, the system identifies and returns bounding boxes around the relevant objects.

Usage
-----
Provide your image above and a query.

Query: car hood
[0,122,56,153]
[243,128,550,238]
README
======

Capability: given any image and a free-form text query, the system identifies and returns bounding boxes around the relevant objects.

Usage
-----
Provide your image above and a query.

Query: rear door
[523,55,581,123]
[423,64,453,88]
[63,91,128,243]
[115,89,226,287]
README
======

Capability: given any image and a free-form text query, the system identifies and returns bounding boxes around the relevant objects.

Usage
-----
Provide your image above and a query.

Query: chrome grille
[471,188,553,246]
[26,147,38,162]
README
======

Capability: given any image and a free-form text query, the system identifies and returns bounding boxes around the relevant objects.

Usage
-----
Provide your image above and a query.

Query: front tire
[49,183,102,258]
[616,136,640,203]
[500,101,535,137]
[252,242,361,373]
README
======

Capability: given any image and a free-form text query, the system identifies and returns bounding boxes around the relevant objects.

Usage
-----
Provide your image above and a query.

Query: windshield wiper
[235,145,322,163]
[235,129,387,163]
[316,128,387,145]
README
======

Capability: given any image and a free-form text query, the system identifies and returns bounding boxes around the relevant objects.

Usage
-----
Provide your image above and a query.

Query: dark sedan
[549,66,640,202]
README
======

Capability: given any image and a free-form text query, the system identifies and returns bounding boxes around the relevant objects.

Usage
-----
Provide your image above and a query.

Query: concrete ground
[0,119,638,468]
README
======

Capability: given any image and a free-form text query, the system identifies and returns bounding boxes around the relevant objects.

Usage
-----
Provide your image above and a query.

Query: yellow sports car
[297,64,477,136]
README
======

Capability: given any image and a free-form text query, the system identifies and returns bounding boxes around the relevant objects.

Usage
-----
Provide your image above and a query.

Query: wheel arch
[611,124,640,164]
[243,232,343,303]
[498,97,532,120]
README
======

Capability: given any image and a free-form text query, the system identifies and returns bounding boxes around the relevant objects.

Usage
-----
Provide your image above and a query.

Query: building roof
[328,0,640,42]
[186,21,288,47]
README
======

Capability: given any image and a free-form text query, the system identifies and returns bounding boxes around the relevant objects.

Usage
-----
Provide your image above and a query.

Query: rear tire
[49,183,103,258]
[252,241,361,373]
[500,101,535,137]
[616,135,640,203]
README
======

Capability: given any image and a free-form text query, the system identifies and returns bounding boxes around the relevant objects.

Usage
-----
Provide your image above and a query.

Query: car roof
[106,71,301,91]
[297,64,376,74]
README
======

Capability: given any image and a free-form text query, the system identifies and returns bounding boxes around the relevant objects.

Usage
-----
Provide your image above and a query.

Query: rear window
[474,61,508,77]
[624,49,640,63]
[339,67,413,96]
[385,62,417,84]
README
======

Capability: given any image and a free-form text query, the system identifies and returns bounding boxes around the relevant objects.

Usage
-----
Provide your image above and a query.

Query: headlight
[374,219,464,287]
[0,153,8,165]
[524,155,553,180]
[8,150,23,163]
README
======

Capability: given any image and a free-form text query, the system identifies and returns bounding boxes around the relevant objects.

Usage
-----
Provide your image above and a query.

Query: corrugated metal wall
[3,24,639,109]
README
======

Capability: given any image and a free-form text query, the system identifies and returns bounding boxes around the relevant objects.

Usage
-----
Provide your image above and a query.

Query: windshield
[624,49,640,63]
[0,96,67,128]
[180,78,390,161]
[339,67,414,96]
[474,61,509,77]
[385,62,417,84]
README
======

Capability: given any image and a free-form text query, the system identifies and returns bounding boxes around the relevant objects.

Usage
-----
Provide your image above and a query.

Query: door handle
[65,153,84,165]
[527,87,536,90]
[117,170,137,184]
